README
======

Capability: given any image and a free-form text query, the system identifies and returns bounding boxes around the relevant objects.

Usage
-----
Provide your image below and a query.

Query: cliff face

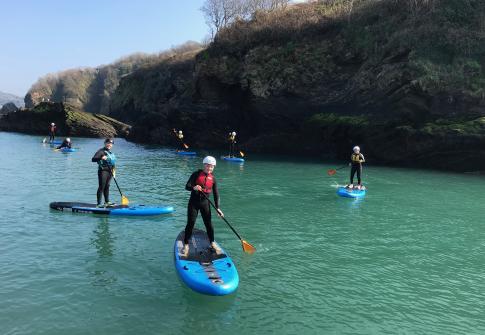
[108,0,485,171]
[19,1,485,171]
[0,102,130,138]
[24,42,202,114]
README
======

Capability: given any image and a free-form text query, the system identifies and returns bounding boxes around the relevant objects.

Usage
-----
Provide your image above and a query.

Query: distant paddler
[49,122,56,142]
[56,137,72,150]
[346,146,366,190]
[173,128,189,151]
[228,131,237,158]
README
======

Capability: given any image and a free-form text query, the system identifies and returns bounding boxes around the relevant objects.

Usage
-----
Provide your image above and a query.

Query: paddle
[327,165,348,176]
[172,128,189,149]
[107,165,129,205]
[239,150,245,158]
[42,137,47,143]
[200,192,255,254]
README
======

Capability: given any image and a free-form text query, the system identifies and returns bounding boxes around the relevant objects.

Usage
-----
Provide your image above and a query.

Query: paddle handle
[200,192,243,241]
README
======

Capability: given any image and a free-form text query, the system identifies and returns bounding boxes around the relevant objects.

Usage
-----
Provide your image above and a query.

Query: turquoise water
[1,132,484,334]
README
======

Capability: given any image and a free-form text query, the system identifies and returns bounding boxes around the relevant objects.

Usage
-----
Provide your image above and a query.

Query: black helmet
[105,138,114,144]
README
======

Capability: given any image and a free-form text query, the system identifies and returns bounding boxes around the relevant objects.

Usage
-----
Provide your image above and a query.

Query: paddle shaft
[107,165,124,197]
[200,192,243,241]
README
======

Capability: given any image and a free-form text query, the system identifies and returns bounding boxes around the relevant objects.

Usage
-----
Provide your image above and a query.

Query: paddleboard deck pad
[337,187,366,198]
[221,156,245,163]
[50,202,174,216]
[174,229,239,296]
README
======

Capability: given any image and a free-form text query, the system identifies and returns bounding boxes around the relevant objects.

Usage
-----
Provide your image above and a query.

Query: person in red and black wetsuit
[182,156,224,255]
[49,123,56,141]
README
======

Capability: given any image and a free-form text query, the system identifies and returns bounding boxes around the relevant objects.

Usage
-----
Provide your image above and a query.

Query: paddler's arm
[91,149,106,163]
[185,172,198,191]
[212,179,222,216]
[360,154,365,163]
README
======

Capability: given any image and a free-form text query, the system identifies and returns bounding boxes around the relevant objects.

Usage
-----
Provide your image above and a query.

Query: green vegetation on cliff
[22,0,485,171]
[25,42,202,114]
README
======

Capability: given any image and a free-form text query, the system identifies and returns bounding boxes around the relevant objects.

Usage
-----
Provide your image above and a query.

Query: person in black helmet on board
[91,138,117,207]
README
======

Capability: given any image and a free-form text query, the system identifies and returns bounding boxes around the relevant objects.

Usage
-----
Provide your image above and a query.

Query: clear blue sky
[0,0,207,97]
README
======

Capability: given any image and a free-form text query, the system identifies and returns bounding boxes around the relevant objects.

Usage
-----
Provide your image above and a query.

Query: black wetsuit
[228,136,236,157]
[57,140,71,149]
[350,153,365,185]
[184,170,220,244]
[91,147,115,205]
[49,126,56,141]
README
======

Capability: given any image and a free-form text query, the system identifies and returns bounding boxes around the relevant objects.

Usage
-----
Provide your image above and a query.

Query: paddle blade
[183,143,189,149]
[42,138,47,143]
[327,169,337,176]
[121,195,129,205]
[239,151,245,157]
[241,240,256,254]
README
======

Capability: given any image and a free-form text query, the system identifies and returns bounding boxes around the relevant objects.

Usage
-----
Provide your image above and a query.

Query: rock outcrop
[0,102,130,138]
[0,102,18,115]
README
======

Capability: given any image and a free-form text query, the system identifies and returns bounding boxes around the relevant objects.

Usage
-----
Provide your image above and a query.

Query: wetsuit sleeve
[212,178,220,209]
[91,149,105,162]
[185,171,199,191]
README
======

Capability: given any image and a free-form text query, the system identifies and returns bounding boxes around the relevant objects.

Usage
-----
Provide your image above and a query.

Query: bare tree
[201,0,290,38]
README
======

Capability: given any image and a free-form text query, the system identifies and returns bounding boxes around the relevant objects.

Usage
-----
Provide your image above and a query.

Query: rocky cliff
[107,0,485,171]
[19,0,485,172]
[0,102,131,138]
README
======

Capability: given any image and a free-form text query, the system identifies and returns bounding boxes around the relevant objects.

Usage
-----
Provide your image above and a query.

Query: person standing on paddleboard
[228,131,237,157]
[182,156,224,256]
[348,146,365,190]
[91,138,117,207]
[56,137,72,149]
[49,123,56,141]
[177,130,184,151]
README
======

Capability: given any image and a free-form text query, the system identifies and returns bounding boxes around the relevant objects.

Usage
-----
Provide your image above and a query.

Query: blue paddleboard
[221,156,245,163]
[176,151,197,156]
[50,202,174,216]
[59,147,76,152]
[337,187,366,198]
[174,229,239,296]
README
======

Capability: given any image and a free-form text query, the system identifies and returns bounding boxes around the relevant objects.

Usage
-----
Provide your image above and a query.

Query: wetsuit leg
[184,200,199,244]
[97,170,104,205]
[200,199,214,243]
[103,172,112,203]
[357,165,362,185]
[350,165,357,184]
[97,170,111,204]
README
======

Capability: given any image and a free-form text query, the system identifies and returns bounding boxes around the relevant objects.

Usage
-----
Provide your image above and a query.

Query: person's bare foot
[211,242,222,253]
[180,244,189,257]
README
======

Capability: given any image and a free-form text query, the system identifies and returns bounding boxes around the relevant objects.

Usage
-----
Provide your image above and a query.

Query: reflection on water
[91,217,115,258]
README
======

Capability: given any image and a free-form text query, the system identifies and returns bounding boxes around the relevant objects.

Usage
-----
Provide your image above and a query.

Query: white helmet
[66,138,71,142]
[203,156,216,166]
[353,146,360,152]
[51,123,55,126]
[178,130,182,134]
[232,131,236,136]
